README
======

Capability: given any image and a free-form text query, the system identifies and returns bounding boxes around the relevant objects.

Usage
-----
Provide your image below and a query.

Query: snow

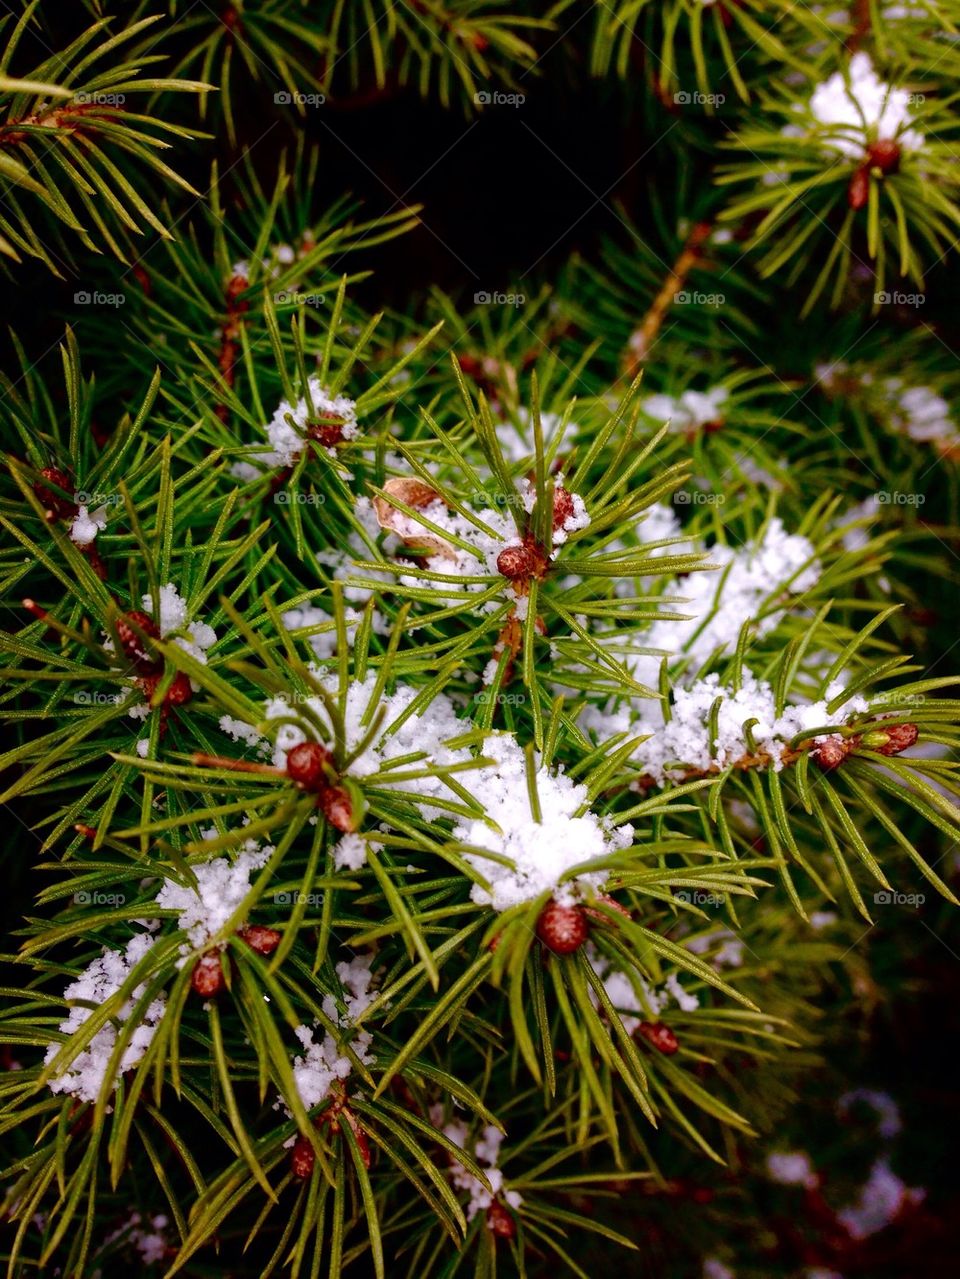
[265,672,471,813]
[838,1088,902,1138]
[806,53,924,157]
[887,380,960,446]
[333,833,368,870]
[838,1158,924,1238]
[766,1151,818,1187]
[614,518,819,691]
[687,928,745,968]
[154,841,273,954]
[452,733,634,911]
[282,602,390,662]
[103,1212,170,1265]
[232,377,359,478]
[593,669,869,786]
[588,947,698,1033]
[44,934,165,1103]
[284,955,377,1113]
[69,504,107,546]
[641,386,729,434]
[430,1109,523,1223]
[141,583,217,666]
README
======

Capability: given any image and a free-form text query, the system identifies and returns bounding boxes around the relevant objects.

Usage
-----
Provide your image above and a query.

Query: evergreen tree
[1,4,959,1276]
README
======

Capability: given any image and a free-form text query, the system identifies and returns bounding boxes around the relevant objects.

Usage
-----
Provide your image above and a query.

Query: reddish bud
[862,722,919,756]
[867,138,901,175]
[239,924,282,955]
[307,414,346,448]
[291,1135,316,1179]
[536,900,588,955]
[191,952,225,997]
[552,485,575,531]
[497,542,536,580]
[848,165,870,210]
[116,611,161,672]
[320,785,356,833]
[285,741,332,790]
[584,894,631,926]
[637,1021,679,1055]
[164,672,193,707]
[486,1200,516,1238]
[34,467,76,520]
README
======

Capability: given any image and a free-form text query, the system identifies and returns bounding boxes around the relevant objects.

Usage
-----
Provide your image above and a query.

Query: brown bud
[486,1200,516,1238]
[286,741,332,791]
[867,138,901,175]
[239,924,282,955]
[536,900,588,955]
[497,543,536,580]
[291,1135,316,1179]
[847,165,870,210]
[637,1021,679,1055]
[191,952,225,997]
[812,736,854,771]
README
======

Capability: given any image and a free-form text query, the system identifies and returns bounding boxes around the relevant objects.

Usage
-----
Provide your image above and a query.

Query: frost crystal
[69,504,108,546]
[44,934,165,1103]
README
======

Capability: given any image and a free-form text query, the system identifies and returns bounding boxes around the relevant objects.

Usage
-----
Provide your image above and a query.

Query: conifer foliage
[1,4,959,1277]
